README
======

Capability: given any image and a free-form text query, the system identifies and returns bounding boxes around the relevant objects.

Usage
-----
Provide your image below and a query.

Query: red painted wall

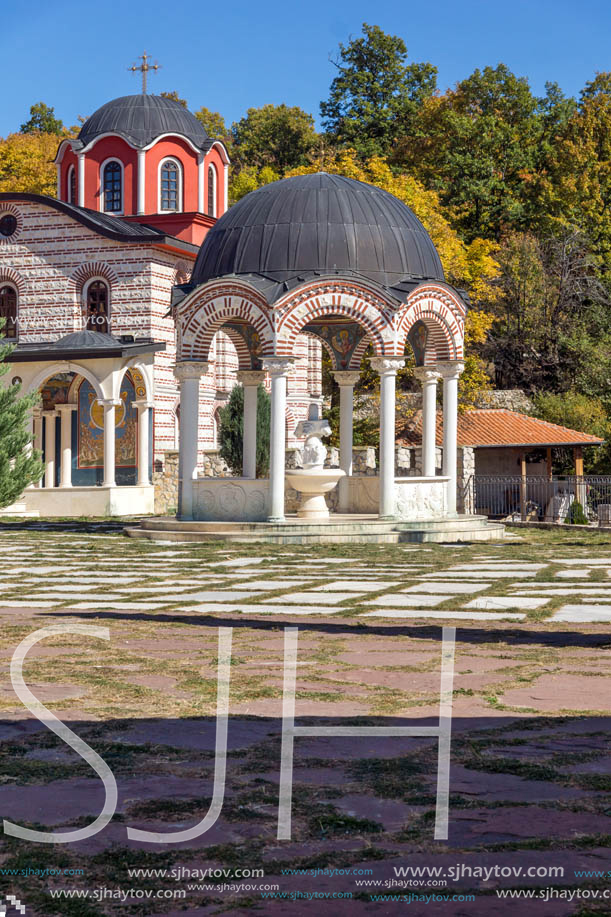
[145,137,199,213]
[81,137,138,214]
[61,148,78,202]
[60,134,228,220]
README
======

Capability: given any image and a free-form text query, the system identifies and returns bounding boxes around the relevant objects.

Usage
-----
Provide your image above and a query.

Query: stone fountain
[285,405,345,520]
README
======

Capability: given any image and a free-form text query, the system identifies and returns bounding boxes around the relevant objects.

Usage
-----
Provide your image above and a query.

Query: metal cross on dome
[128,52,161,94]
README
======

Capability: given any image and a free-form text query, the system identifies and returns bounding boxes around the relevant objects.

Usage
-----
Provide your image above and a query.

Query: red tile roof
[398,409,604,449]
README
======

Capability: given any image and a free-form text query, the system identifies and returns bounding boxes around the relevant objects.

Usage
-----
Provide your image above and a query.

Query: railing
[464,475,611,524]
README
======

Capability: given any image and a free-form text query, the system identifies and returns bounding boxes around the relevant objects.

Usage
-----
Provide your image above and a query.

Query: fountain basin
[286,468,346,520]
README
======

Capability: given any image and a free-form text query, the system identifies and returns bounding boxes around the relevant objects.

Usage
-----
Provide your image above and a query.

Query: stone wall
[475,389,532,412]
[152,451,179,515]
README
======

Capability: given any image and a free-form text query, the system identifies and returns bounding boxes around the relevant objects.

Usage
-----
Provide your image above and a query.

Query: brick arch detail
[179,290,274,362]
[0,267,25,294]
[276,288,393,356]
[217,326,256,369]
[396,292,464,363]
[68,262,120,298]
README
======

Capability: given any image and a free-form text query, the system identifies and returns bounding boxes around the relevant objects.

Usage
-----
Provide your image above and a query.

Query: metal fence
[464,475,611,524]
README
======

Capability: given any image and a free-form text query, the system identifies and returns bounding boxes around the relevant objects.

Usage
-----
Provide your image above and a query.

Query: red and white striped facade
[0,197,323,457]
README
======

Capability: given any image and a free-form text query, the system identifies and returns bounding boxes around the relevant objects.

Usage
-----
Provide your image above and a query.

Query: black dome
[79,94,209,149]
[191,172,444,290]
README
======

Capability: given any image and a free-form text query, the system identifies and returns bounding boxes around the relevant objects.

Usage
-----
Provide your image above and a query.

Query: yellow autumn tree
[288,151,499,406]
[0,132,63,197]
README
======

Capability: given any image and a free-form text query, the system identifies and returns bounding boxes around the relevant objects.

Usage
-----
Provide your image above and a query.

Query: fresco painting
[77,374,137,468]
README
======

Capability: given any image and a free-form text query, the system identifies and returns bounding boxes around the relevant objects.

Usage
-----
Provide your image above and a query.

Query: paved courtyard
[0,524,609,915]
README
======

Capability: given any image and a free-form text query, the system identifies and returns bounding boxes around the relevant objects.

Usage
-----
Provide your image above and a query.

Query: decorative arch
[217,325,257,370]
[395,286,465,363]
[68,262,119,299]
[26,362,104,400]
[300,329,335,367]
[0,266,25,295]
[349,334,375,370]
[276,281,394,357]
[116,360,152,401]
[178,284,274,362]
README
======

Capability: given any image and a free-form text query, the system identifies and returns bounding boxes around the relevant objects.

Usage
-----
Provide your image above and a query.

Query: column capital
[261,357,295,377]
[369,357,405,376]
[436,360,465,379]
[414,367,441,384]
[98,398,122,408]
[173,361,209,383]
[235,370,266,386]
[332,370,361,386]
[132,400,154,411]
[55,403,77,413]
[42,408,58,416]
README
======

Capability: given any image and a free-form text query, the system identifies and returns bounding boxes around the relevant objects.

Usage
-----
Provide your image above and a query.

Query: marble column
[437,361,465,515]
[262,358,294,523]
[99,399,121,488]
[414,367,441,477]
[32,407,43,488]
[43,410,57,488]
[174,361,208,519]
[56,404,76,488]
[332,370,361,512]
[133,400,154,486]
[236,370,265,479]
[370,358,405,519]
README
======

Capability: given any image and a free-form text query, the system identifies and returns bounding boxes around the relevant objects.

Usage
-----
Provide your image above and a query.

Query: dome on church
[191,172,445,290]
[78,94,209,149]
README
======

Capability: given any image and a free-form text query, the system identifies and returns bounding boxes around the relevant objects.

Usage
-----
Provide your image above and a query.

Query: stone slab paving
[552,603,611,622]
[364,593,451,607]
[402,581,489,594]
[311,580,396,592]
[466,596,550,610]
[1,530,610,914]
[187,603,343,615]
[363,609,526,620]
[267,591,358,605]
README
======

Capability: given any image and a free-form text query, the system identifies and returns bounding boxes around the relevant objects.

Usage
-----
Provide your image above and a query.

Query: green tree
[321,23,436,159]
[0,336,43,507]
[489,230,611,394]
[396,64,547,240]
[231,104,318,173]
[20,102,64,135]
[539,72,611,283]
[194,107,231,146]
[218,384,270,477]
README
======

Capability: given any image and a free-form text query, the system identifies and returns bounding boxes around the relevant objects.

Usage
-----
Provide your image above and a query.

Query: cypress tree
[0,335,43,507]
[218,383,270,477]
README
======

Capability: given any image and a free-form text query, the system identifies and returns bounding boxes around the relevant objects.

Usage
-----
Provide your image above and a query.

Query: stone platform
[124,514,505,544]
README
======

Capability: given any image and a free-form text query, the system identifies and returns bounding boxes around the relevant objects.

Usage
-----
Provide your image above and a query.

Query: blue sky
[1,0,609,135]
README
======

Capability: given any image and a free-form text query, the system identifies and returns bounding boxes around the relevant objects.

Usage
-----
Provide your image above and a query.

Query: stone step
[125,516,505,545]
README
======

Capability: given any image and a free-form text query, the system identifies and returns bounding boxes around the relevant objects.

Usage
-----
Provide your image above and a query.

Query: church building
[0,91,320,516]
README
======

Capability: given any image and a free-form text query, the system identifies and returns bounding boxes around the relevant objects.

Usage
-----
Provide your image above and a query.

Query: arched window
[0,286,17,339]
[207,164,217,217]
[68,166,76,205]
[86,281,109,333]
[160,158,181,211]
[102,161,122,213]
